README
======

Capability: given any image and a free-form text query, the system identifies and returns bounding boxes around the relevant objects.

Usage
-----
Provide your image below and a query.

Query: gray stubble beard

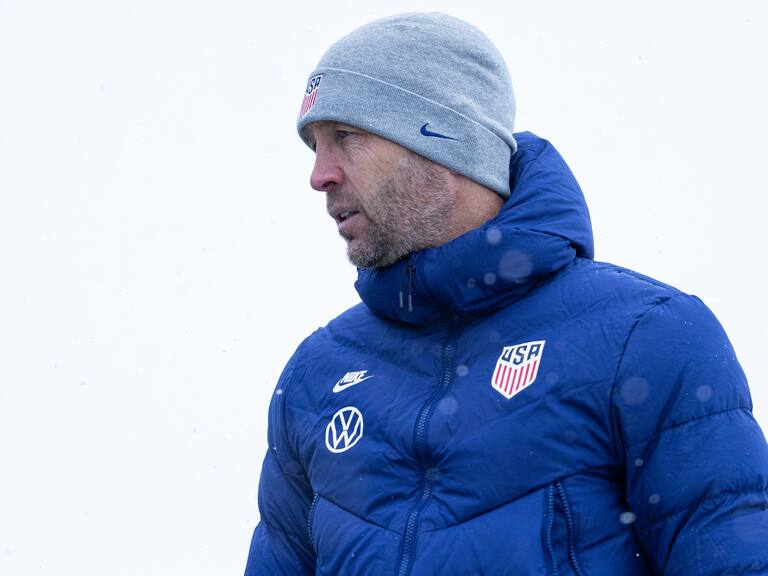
[344,154,454,269]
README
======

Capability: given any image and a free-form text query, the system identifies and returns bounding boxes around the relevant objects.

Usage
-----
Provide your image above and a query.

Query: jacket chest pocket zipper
[544,481,584,576]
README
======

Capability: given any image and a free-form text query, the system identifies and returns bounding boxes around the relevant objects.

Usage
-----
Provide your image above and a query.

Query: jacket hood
[355,131,594,325]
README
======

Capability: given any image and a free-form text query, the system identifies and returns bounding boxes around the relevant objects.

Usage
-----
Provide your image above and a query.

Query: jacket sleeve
[244,351,316,575]
[612,293,768,575]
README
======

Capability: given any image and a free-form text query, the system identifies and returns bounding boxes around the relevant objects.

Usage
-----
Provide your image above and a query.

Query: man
[245,12,768,575]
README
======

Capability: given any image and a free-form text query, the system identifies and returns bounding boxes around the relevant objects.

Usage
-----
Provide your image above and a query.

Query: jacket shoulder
[301,302,384,352]
[568,257,684,299]
[277,302,394,398]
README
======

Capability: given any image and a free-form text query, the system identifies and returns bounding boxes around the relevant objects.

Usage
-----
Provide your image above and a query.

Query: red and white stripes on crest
[493,359,539,396]
[300,74,324,119]
[300,89,319,118]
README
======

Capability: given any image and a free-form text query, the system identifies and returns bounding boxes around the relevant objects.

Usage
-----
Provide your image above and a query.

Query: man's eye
[337,130,352,140]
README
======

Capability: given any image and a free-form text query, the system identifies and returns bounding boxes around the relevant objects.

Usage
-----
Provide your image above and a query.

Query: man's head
[306,120,503,268]
[297,12,516,267]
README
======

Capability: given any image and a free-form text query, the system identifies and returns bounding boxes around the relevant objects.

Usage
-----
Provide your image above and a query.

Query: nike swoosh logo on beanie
[420,123,458,141]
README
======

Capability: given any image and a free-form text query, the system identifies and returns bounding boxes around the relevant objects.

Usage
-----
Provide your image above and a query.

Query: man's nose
[310,147,344,192]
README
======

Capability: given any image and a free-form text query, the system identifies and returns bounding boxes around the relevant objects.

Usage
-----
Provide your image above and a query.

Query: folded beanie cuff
[297,67,517,198]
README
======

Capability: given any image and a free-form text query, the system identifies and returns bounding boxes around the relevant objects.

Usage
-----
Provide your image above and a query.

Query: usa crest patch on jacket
[491,340,545,399]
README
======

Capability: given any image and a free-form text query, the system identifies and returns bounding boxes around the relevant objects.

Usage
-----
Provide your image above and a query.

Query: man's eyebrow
[304,121,332,140]
[325,121,360,131]
[306,122,363,144]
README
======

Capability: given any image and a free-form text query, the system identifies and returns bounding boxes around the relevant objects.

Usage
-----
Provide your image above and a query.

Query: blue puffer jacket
[245,132,768,575]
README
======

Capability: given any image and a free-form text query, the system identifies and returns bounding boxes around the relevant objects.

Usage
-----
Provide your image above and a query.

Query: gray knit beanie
[296,12,517,198]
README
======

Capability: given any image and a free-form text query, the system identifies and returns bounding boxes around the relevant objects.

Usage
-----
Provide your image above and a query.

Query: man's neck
[442,176,504,245]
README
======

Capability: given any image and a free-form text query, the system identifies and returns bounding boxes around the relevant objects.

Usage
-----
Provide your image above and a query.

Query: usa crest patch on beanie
[296,12,518,198]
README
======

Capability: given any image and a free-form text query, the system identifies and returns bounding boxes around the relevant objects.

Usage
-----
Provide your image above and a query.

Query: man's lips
[328,207,365,237]
[338,212,364,236]
[330,207,361,224]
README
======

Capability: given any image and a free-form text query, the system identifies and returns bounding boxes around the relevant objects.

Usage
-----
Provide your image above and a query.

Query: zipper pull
[399,264,405,309]
[407,260,413,312]
[398,257,414,312]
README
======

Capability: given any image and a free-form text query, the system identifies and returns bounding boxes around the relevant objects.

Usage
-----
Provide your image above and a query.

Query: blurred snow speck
[438,396,458,415]
[634,458,644,467]
[485,227,502,245]
[621,377,650,406]
[484,273,497,285]
[619,511,637,525]
[498,250,533,283]
[649,494,661,505]
[696,384,713,402]
[456,364,469,377]
[275,388,283,395]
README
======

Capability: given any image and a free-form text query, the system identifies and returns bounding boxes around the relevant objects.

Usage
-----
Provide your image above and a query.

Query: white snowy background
[1,0,766,574]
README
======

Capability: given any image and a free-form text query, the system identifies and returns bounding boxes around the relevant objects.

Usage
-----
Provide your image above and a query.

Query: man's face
[306,121,455,268]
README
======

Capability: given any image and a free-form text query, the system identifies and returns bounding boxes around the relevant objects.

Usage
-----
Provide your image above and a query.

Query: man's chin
[346,240,374,269]
[347,241,408,269]
[345,238,384,269]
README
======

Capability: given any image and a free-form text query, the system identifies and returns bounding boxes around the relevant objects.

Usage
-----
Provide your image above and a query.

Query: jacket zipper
[545,484,558,576]
[307,491,319,544]
[395,327,456,576]
[546,482,583,576]
[554,481,583,576]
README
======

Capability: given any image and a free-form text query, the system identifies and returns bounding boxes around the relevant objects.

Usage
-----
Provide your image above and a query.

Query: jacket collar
[354,132,594,326]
